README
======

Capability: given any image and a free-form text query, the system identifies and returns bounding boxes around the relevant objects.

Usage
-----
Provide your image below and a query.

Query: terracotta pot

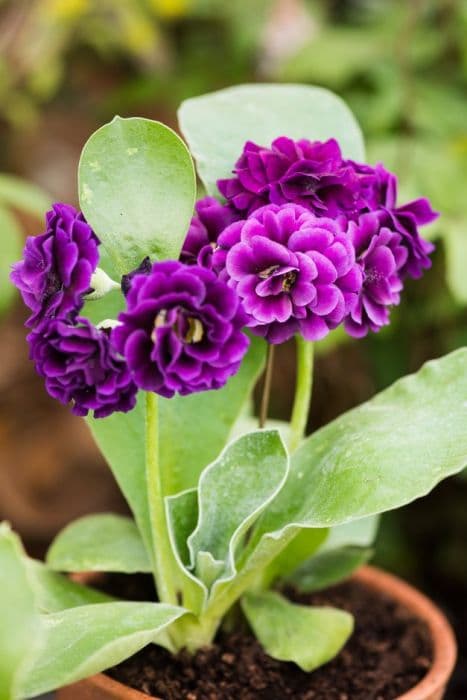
[57,566,456,700]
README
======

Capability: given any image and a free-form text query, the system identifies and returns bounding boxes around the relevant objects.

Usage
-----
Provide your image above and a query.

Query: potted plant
[2,84,464,700]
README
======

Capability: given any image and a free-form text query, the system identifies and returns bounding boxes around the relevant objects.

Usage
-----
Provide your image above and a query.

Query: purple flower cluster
[113,261,249,397]
[12,134,437,413]
[11,203,137,417]
[193,135,438,340]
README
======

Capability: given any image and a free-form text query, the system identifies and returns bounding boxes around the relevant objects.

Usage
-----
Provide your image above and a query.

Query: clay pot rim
[63,565,457,700]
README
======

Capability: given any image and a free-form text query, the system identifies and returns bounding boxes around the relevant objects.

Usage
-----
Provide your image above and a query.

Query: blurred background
[0,1,466,697]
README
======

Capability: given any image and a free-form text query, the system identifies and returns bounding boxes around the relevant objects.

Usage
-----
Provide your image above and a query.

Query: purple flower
[112,261,250,398]
[345,162,437,278]
[380,199,437,279]
[28,317,137,418]
[213,204,362,344]
[180,196,239,268]
[217,137,362,218]
[11,203,99,328]
[344,213,409,338]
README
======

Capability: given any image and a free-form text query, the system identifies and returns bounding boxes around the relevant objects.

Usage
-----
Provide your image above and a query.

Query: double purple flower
[113,260,250,398]
[11,203,99,328]
[28,318,137,418]
[213,204,362,344]
[218,137,363,218]
[345,213,408,338]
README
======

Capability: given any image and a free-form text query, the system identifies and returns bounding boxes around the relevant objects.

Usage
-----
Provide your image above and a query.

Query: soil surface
[102,574,432,700]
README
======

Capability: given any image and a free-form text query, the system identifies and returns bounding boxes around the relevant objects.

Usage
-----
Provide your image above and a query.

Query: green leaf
[20,601,186,698]
[289,546,373,593]
[261,527,328,588]
[0,206,23,317]
[325,515,379,551]
[178,84,364,196]
[254,348,467,538]
[241,590,353,672]
[27,560,112,613]
[46,514,151,574]
[0,174,51,218]
[219,351,467,610]
[160,335,266,494]
[166,489,207,614]
[86,394,153,566]
[78,116,196,275]
[0,524,42,700]
[188,430,288,588]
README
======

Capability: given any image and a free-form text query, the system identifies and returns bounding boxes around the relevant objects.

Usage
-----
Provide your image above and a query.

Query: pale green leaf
[78,116,196,275]
[166,489,207,614]
[20,601,186,698]
[254,348,467,539]
[86,394,153,566]
[242,590,353,672]
[0,174,51,218]
[178,84,364,196]
[46,514,151,574]
[0,524,42,700]
[188,430,288,588]
[27,560,112,613]
[160,335,266,494]
[260,527,328,588]
[0,207,23,316]
[289,546,373,593]
[325,515,379,551]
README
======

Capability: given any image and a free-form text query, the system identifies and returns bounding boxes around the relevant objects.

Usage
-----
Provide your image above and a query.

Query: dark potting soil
[102,574,432,700]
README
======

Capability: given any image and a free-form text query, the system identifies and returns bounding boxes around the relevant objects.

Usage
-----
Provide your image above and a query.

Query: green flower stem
[259,343,275,429]
[288,338,314,453]
[145,392,178,607]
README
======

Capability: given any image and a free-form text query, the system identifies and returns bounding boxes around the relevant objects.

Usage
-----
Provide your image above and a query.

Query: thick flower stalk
[28,317,137,418]
[11,203,99,328]
[113,260,250,397]
[213,203,362,344]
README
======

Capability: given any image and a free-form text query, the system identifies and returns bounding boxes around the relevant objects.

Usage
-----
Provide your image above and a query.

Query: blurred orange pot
[57,566,456,700]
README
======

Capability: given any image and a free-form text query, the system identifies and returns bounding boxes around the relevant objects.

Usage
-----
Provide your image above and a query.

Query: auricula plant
[2,85,467,700]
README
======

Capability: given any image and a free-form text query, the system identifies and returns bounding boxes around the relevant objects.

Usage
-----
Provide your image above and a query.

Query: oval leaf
[242,590,353,672]
[178,83,364,195]
[46,514,151,574]
[78,116,196,274]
